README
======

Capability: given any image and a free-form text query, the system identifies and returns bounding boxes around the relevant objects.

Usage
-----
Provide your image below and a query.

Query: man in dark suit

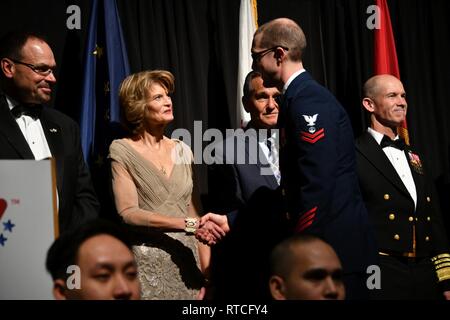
[251,18,377,299]
[0,31,99,234]
[206,71,287,300]
[356,74,450,299]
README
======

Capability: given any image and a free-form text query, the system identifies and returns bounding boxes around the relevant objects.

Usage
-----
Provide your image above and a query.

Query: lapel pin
[49,128,58,133]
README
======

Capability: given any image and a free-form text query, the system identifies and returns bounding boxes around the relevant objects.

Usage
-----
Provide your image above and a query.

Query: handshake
[194,213,230,246]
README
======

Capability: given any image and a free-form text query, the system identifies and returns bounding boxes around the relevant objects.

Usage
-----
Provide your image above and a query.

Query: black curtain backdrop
[1,0,449,229]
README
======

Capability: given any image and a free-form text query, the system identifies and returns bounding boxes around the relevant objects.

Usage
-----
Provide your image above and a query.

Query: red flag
[374,0,410,145]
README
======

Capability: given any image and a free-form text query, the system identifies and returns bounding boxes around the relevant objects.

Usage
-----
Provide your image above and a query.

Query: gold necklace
[143,138,168,175]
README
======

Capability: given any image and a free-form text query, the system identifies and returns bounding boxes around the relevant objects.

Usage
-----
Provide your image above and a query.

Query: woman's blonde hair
[119,70,174,135]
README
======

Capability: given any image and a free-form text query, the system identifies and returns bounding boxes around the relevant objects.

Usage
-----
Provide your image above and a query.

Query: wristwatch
[184,217,198,234]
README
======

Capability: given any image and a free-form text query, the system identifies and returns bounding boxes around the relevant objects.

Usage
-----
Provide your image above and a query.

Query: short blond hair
[119,70,174,135]
[255,18,307,62]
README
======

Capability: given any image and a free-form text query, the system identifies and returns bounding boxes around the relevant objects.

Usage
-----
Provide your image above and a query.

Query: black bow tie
[11,104,42,119]
[380,135,406,150]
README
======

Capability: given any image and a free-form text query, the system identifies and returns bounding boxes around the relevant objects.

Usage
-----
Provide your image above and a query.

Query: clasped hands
[195,213,230,246]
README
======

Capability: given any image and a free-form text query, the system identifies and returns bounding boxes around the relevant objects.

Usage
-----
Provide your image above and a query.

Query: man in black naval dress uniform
[356,74,450,299]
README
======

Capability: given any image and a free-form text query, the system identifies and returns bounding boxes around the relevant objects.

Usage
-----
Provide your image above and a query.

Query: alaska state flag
[80,0,130,164]
[79,0,130,218]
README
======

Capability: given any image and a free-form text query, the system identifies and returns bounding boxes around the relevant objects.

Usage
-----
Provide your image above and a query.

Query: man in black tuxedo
[251,18,376,299]
[356,74,450,299]
[0,31,99,234]
[207,71,287,300]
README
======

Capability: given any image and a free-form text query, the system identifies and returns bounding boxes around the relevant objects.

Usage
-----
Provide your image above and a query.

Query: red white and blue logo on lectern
[0,198,16,247]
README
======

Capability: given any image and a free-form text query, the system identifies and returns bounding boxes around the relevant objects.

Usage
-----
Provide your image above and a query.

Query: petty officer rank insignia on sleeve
[300,114,325,144]
[408,150,424,175]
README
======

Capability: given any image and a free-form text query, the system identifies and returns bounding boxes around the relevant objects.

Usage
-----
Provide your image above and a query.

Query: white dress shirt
[367,127,417,208]
[256,130,281,185]
[7,96,60,210]
[7,96,52,160]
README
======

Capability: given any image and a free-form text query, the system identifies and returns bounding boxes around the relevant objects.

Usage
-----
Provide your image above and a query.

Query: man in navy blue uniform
[356,74,450,299]
[251,18,376,299]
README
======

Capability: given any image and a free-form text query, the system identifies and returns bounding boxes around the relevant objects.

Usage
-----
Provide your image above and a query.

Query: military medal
[407,151,424,175]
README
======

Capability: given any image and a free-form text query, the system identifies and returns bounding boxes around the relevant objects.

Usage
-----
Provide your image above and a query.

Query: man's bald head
[362,74,407,134]
[363,74,401,99]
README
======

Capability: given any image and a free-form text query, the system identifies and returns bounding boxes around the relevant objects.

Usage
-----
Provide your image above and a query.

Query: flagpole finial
[93,45,104,58]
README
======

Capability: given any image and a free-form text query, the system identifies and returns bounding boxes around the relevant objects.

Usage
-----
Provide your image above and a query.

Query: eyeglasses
[251,46,289,62]
[9,58,56,76]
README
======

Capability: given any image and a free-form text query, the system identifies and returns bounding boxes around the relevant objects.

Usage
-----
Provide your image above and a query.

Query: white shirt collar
[5,95,19,111]
[367,127,400,145]
[245,125,277,143]
[283,68,306,93]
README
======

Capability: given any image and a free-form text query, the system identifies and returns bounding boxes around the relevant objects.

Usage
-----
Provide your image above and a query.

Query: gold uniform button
[426,197,431,202]
[384,194,390,200]
[408,216,414,222]
[425,236,430,241]
[415,217,418,221]
[427,216,431,221]
[389,214,395,220]
[394,234,400,240]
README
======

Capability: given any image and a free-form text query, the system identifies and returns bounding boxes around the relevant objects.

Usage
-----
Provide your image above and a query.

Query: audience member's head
[46,219,140,300]
[269,234,345,300]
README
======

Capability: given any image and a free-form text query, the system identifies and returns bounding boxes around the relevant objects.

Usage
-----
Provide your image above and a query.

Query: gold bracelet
[185,217,198,234]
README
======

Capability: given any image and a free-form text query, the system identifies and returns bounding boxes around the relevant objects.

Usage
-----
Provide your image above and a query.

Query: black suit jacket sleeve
[40,111,99,234]
[69,122,100,230]
[208,162,242,226]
